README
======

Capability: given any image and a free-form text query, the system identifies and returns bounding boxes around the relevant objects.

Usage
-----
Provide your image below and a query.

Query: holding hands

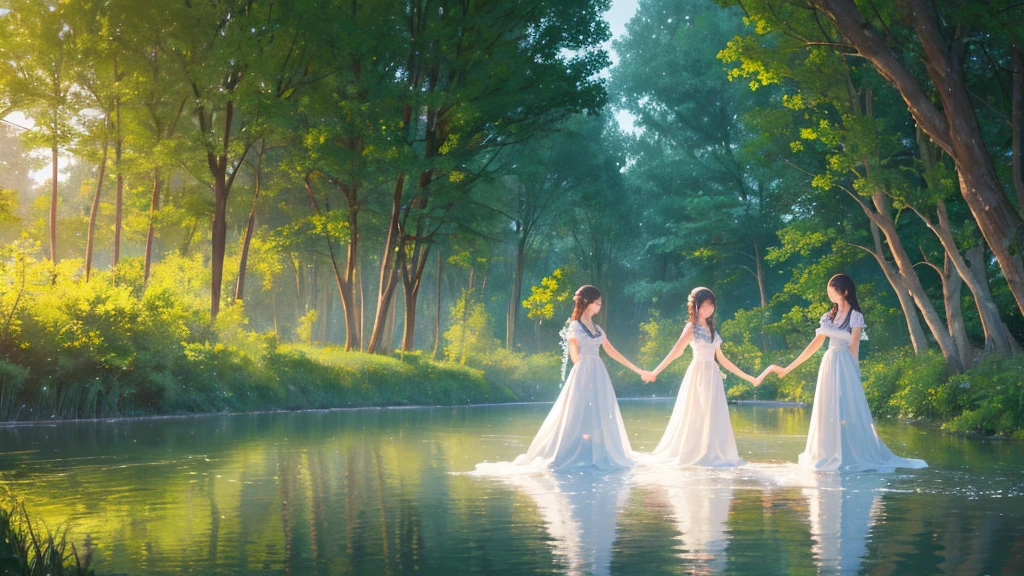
[751,365,786,387]
[639,369,657,383]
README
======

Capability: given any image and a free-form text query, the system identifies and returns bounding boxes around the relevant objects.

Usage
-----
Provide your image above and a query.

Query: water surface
[0,400,1020,574]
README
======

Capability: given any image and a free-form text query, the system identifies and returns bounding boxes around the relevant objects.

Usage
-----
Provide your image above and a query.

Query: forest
[1,0,1024,438]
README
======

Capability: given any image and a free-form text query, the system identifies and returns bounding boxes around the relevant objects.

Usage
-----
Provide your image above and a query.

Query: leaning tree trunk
[366,173,405,354]
[936,253,973,370]
[85,137,109,281]
[143,168,160,287]
[868,190,962,371]
[933,251,970,366]
[912,200,1012,355]
[865,221,930,354]
[235,146,262,302]
[913,129,1013,355]
[1012,45,1024,210]
[819,0,1024,320]
[966,245,1021,354]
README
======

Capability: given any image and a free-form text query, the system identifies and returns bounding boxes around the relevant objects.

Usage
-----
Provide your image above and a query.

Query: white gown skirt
[511,355,636,470]
[648,359,744,467]
[799,346,927,472]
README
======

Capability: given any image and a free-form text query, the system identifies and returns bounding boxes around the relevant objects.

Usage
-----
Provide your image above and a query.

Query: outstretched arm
[601,336,646,376]
[651,325,694,377]
[776,334,827,377]
[715,347,755,384]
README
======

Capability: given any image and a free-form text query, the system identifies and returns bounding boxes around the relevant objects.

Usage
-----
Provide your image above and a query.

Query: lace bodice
[816,310,867,347]
[688,322,721,362]
[568,320,605,359]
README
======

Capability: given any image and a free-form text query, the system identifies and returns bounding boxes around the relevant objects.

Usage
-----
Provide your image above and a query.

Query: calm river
[0,400,1020,574]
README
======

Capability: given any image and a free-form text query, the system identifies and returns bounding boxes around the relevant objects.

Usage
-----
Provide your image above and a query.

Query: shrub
[943,355,1024,437]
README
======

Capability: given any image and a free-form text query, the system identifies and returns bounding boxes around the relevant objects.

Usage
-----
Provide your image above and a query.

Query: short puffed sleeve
[849,310,866,329]
[566,320,582,340]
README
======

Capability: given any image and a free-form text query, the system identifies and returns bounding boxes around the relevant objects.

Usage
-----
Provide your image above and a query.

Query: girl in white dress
[646,287,763,467]
[770,274,927,472]
[482,285,651,471]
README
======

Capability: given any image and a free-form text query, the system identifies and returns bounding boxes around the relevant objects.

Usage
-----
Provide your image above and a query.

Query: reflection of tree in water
[861,489,1021,574]
[1,410,1021,574]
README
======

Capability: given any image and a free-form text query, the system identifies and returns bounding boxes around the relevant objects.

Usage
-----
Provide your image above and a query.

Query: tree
[523,268,571,353]
[612,0,782,320]
[717,0,1024,326]
[365,0,612,354]
[0,0,79,262]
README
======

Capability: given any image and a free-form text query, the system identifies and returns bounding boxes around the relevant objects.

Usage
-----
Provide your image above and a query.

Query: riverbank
[0,397,809,428]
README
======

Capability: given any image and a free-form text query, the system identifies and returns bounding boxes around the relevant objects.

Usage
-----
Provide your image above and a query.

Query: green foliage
[295,309,318,346]
[444,292,500,365]
[861,347,1024,438]
[522,268,570,322]
[943,356,1024,438]
[0,500,94,576]
[862,348,951,420]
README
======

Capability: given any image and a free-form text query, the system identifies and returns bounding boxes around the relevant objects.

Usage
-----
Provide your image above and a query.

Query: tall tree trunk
[867,190,962,370]
[143,168,160,287]
[49,144,58,262]
[85,137,109,281]
[302,174,361,351]
[912,200,1012,355]
[1013,45,1024,210]
[205,100,237,322]
[211,164,229,321]
[913,130,1013,354]
[458,267,475,365]
[433,250,442,359]
[318,270,331,343]
[819,0,1024,320]
[866,221,930,353]
[966,245,1020,354]
[754,240,768,308]
[940,253,973,370]
[342,203,360,351]
[366,174,405,353]
[506,229,527,350]
[383,285,398,353]
[113,90,123,272]
[400,243,431,352]
[358,265,365,351]
[235,144,263,302]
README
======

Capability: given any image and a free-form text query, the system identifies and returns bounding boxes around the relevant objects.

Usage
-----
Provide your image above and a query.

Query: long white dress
[647,322,744,467]
[799,310,927,472]
[486,320,636,471]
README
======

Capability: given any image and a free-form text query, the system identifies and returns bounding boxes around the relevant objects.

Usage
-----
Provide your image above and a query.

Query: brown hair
[827,273,862,330]
[687,287,717,340]
[570,285,602,321]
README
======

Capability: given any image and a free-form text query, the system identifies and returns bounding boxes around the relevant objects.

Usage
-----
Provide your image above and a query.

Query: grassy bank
[0,255,528,422]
